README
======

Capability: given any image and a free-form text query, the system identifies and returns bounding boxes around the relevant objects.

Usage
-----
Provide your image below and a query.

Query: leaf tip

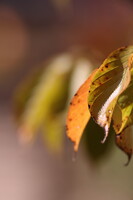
[124,154,132,166]
[101,124,109,144]
[66,131,79,152]
[17,125,33,145]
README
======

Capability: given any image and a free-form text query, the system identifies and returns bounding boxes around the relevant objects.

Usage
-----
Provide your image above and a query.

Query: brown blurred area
[1,0,133,199]
[1,0,133,100]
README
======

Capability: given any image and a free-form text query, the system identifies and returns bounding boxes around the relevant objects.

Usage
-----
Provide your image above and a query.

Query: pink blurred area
[0,0,133,200]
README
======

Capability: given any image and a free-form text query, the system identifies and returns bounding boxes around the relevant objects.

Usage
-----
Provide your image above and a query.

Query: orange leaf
[66,69,98,151]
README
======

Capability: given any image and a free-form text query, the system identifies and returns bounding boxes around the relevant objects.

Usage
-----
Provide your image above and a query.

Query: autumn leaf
[113,68,133,134]
[66,69,98,151]
[88,46,133,142]
[113,68,133,161]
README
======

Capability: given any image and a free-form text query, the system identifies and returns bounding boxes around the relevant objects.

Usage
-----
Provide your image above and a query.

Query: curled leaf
[88,46,133,142]
[66,69,97,151]
[113,68,133,134]
[113,69,133,161]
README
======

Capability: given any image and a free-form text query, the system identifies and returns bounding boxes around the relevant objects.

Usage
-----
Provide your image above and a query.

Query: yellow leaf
[88,46,133,142]
[113,68,133,134]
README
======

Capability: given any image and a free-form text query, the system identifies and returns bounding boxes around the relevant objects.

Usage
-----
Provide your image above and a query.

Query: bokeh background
[1,0,133,199]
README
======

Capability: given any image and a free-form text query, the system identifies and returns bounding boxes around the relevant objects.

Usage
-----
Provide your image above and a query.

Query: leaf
[15,53,96,152]
[113,68,133,134]
[42,114,64,152]
[88,46,133,143]
[14,68,44,119]
[113,69,133,162]
[66,69,98,151]
[16,54,73,148]
[115,126,133,165]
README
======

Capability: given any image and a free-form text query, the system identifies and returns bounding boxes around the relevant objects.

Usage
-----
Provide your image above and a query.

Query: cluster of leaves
[14,52,94,152]
[66,46,133,164]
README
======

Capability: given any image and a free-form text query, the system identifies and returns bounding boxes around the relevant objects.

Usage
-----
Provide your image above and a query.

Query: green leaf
[42,114,65,152]
[14,68,44,119]
[15,54,73,149]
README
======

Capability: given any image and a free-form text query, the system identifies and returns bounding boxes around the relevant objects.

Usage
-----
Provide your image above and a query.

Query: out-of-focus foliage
[14,54,73,152]
[14,51,99,154]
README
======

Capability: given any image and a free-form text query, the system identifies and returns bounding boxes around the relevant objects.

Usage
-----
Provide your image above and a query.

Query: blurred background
[1,0,133,199]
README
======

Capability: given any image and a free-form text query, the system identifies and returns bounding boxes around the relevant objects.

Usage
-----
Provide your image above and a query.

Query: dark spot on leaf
[66,125,69,131]
[69,118,72,121]
[70,102,75,106]
[116,124,120,130]
[105,65,108,68]
[119,46,127,52]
